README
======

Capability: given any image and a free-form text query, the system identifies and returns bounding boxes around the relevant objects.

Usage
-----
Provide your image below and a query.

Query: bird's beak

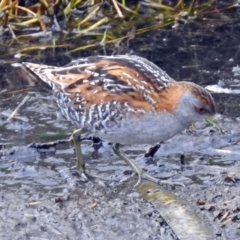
[206,115,222,131]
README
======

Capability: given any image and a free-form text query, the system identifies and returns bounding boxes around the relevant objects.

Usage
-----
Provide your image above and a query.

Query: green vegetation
[0,0,239,55]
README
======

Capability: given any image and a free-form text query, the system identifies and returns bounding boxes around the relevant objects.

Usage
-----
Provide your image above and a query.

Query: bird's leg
[70,128,88,180]
[144,142,162,158]
[112,143,143,187]
[71,130,107,181]
[112,143,185,188]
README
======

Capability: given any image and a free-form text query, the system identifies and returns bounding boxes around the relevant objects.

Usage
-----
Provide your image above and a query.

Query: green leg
[112,143,143,187]
[112,143,185,188]
[71,128,88,180]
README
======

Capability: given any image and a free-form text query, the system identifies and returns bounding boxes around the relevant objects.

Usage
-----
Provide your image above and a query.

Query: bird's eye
[196,107,205,114]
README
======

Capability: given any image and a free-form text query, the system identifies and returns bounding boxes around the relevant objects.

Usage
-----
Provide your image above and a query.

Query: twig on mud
[25,201,44,207]
[7,95,30,122]
[220,211,230,222]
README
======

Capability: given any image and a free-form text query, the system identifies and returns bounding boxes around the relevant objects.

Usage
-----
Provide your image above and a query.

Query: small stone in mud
[180,154,185,165]
[197,200,206,205]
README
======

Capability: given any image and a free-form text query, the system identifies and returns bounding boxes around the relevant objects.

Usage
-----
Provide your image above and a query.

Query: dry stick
[78,5,100,26]
[0,89,7,95]
[111,0,124,18]
[76,17,108,37]
[3,88,34,98]
[7,95,30,122]
[53,14,61,31]
[8,24,17,39]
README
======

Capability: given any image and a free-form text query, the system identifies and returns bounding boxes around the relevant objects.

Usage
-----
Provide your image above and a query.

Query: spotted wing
[23,55,174,112]
[68,55,174,89]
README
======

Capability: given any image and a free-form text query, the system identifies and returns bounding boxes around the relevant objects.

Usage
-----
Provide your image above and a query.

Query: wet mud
[1,22,240,240]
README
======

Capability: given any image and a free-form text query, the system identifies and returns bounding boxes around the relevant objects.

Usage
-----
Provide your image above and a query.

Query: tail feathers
[22,62,59,90]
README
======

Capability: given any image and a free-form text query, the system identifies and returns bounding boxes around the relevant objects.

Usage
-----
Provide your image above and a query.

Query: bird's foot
[141,171,186,188]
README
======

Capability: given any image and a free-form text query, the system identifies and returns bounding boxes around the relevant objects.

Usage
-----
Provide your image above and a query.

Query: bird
[21,55,216,187]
